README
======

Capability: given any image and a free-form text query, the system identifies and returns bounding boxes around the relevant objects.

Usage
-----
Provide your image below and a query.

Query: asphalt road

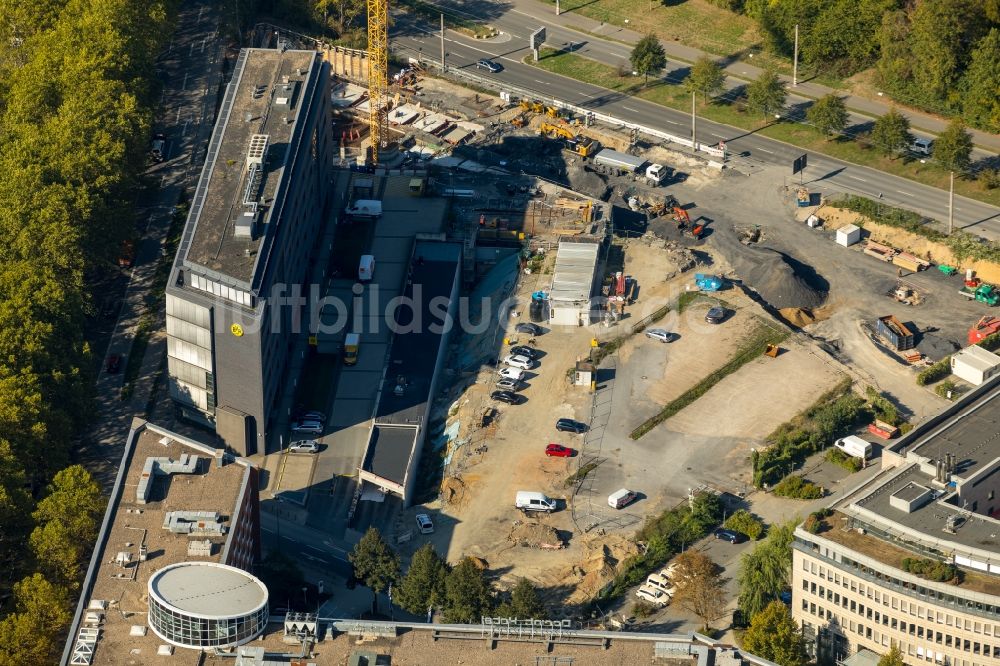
[390,14,1000,238]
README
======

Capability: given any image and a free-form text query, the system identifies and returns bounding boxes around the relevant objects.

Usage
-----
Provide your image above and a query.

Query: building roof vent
[247,134,269,167]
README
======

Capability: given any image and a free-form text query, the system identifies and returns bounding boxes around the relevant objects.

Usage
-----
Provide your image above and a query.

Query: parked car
[150,133,166,162]
[909,137,933,156]
[288,440,319,454]
[705,306,727,324]
[291,420,323,434]
[555,418,587,434]
[498,367,525,381]
[644,328,675,343]
[515,322,541,335]
[491,390,523,405]
[298,410,327,423]
[415,513,434,534]
[545,443,574,457]
[476,58,503,73]
[496,377,523,392]
[106,354,122,374]
[714,528,746,544]
[503,354,534,370]
[510,345,540,360]
[645,572,676,597]
[635,585,671,607]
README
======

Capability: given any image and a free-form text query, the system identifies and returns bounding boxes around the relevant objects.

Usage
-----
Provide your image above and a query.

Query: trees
[745,69,787,119]
[723,509,764,540]
[497,578,545,619]
[933,118,974,173]
[806,94,848,138]
[961,28,1000,133]
[737,520,796,618]
[395,543,449,616]
[630,34,666,84]
[0,574,72,665]
[878,644,905,666]
[443,557,494,623]
[672,550,727,632]
[349,527,400,614]
[871,108,912,158]
[685,56,725,102]
[741,601,809,666]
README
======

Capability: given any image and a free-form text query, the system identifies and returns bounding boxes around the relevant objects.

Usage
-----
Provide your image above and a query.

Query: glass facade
[148,594,267,648]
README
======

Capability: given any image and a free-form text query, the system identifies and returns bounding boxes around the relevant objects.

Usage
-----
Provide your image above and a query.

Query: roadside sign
[530,27,546,62]
[792,153,807,175]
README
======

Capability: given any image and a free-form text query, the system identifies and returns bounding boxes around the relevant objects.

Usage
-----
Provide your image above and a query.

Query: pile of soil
[731,244,828,310]
[565,539,641,603]
[508,522,564,550]
[440,476,466,505]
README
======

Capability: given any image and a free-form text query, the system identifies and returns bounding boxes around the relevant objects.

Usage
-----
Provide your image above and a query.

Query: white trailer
[593,149,645,173]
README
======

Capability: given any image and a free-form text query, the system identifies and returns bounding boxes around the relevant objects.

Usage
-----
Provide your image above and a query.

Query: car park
[291,420,323,434]
[415,513,434,534]
[106,354,122,374]
[498,367,525,381]
[644,328,675,343]
[496,377,522,391]
[476,58,503,73]
[503,354,534,370]
[635,585,671,607]
[491,390,523,405]
[555,418,587,434]
[515,322,541,335]
[544,443,574,457]
[705,306,727,324]
[288,440,319,454]
[509,345,540,359]
[714,528,746,543]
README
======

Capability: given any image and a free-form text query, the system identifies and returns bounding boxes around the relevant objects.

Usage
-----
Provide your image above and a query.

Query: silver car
[496,377,522,391]
[288,440,319,453]
[645,328,675,342]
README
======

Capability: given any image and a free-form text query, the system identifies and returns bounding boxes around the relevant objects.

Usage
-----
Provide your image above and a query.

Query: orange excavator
[672,206,704,239]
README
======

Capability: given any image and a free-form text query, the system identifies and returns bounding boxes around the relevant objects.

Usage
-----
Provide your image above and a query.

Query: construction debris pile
[508,521,565,550]
[730,243,828,311]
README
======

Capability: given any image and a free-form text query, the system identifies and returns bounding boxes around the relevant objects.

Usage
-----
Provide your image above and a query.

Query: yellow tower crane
[367,0,388,164]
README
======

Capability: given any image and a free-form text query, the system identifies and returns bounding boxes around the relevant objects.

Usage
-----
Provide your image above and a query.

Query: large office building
[166,47,333,455]
[793,376,1000,666]
[62,418,262,665]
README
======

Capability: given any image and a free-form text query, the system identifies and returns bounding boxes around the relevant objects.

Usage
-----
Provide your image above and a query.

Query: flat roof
[362,241,461,487]
[550,240,599,304]
[151,563,267,616]
[63,421,254,665]
[181,48,319,286]
[952,345,1000,372]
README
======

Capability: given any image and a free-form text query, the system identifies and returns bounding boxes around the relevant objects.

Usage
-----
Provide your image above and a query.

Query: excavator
[538,122,600,157]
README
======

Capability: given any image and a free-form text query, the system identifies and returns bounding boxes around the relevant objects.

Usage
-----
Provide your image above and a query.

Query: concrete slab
[328,399,375,429]
[335,370,381,399]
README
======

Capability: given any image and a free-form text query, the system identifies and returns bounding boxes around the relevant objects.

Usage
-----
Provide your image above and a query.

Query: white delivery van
[345,199,383,218]
[515,491,556,513]
[834,435,872,459]
[358,255,375,282]
[608,488,637,509]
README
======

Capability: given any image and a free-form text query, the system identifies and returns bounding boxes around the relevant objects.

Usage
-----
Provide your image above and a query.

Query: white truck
[645,163,668,186]
[345,199,383,219]
[834,435,872,459]
[515,491,556,513]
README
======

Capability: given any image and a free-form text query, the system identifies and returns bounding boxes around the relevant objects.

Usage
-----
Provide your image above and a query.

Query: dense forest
[710,0,1000,133]
[0,0,174,661]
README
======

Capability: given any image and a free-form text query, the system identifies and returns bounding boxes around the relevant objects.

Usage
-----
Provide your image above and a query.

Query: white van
[909,137,933,156]
[515,491,556,513]
[608,488,637,509]
[358,255,375,282]
[834,435,872,459]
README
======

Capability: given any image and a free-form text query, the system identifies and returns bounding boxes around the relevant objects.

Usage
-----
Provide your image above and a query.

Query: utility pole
[691,92,697,150]
[792,24,799,87]
[440,13,446,72]
[948,170,955,235]
[556,0,560,15]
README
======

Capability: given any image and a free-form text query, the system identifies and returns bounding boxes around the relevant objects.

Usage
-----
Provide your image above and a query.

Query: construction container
[876,315,916,351]
[836,224,860,247]
[951,345,1000,386]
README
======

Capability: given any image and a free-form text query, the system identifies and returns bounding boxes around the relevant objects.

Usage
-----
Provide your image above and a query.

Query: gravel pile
[731,245,828,310]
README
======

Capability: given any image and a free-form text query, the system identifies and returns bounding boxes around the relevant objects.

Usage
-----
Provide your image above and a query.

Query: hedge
[917,357,952,386]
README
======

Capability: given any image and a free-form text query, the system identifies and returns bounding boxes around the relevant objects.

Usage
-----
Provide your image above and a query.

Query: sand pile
[565,539,641,603]
[508,522,564,550]
[440,476,466,505]
[731,244,827,310]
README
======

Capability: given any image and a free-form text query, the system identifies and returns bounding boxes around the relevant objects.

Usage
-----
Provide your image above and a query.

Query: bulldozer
[538,122,599,157]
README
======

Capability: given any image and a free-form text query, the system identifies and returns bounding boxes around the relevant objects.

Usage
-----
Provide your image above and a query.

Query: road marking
[896,190,913,197]
[756,147,775,154]
[663,119,680,125]
[621,106,637,112]
[850,176,867,182]
[534,79,547,84]
[182,73,188,91]
[712,133,727,139]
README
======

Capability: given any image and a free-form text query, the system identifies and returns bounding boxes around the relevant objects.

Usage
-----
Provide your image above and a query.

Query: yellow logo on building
[231,323,244,337]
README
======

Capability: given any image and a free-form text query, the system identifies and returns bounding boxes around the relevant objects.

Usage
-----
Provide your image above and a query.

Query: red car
[545,443,574,458]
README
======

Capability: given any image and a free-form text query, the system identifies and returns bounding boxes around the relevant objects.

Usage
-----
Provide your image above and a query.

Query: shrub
[935,380,958,400]
[825,447,862,472]
[865,386,900,426]
[917,358,952,386]
[773,475,824,500]
[724,510,765,540]
[979,168,1000,191]
[803,509,832,534]
[632,599,657,618]
[901,558,959,582]
[977,331,1000,352]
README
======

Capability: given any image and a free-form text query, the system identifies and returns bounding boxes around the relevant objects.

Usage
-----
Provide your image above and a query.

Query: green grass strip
[630,324,789,439]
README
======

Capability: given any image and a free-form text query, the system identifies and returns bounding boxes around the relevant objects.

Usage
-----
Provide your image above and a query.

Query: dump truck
[969,316,1000,344]
[960,283,999,306]
[876,315,915,351]
[593,148,645,173]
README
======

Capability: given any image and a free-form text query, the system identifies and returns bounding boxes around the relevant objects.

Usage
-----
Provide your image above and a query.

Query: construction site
[275,12,1000,634]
